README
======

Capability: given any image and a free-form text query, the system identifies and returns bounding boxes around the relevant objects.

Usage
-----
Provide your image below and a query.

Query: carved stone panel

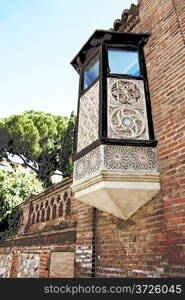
[49,252,74,278]
[107,78,149,140]
[77,81,99,152]
[104,145,158,172]
[72,143,160,220]
[74,146,102,182]
[0,254,12,278]
[73,145,158,182]
[17,253,40,278]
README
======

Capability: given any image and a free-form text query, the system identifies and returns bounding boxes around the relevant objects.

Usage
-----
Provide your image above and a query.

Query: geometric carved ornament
[74,145,158,182]
[77,81,99,152]
[108,78,149,140]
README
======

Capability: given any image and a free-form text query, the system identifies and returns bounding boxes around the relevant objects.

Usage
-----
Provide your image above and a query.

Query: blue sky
[0,0,137,119]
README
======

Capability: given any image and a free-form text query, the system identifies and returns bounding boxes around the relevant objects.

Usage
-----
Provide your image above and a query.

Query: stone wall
[0,179,77,278]
[0,254,12,278]
[50,252,74,278]
[0,0,185,278]
[17,253,40,278]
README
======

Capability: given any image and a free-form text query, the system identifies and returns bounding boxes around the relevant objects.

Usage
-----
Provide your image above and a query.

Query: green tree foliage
[0,208,22,243]
[0,165,43,222]
[0,111,76,186]
[58,112,76,177]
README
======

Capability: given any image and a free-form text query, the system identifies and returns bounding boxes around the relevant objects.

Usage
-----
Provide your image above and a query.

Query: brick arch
[59,203,63,217]
[46,207,51,221]
[41,209,45,222]
[36,211,40,223]
[52,204,57,219]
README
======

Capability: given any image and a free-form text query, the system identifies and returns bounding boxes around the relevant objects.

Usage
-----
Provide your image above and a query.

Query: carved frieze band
[77,82,99,152]
[104,145,157,171]
[74,145,158,182]
[74,147,102,182]
[107,78,149,140]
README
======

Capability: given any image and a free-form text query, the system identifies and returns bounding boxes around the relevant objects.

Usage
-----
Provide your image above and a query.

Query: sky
[0,0,137,119]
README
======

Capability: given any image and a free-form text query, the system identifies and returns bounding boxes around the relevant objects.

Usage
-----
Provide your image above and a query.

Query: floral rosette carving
[104,145,158,172]
[110,80,143,107]
[104,145,130,169]
[110,107,145,138]
[129,147,157,171]
[108,78,148,140]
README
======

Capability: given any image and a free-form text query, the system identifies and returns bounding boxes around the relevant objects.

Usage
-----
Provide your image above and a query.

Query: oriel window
[108,49,140,77]
[83,55,99,90]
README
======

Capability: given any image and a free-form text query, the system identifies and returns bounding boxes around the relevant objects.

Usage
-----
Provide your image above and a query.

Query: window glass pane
[83,57,99,90]
[108,49,140,77]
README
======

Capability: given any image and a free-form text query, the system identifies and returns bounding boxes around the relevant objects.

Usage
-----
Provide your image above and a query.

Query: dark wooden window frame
[73,32,157,161]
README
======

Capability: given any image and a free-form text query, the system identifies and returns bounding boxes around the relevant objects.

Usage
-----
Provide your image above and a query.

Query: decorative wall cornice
[113,4,140,32]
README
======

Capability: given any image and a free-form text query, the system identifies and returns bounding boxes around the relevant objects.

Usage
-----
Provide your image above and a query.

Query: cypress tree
[59,112,76,178]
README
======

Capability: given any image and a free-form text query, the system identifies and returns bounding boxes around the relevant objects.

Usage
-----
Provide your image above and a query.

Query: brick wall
[140,0,185,277]
[0,179,76,278]
[0,245,75,278]
[18,179,76,234]
[75,202,94,277]
[74,0,185,278]
[1,0,185,278]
